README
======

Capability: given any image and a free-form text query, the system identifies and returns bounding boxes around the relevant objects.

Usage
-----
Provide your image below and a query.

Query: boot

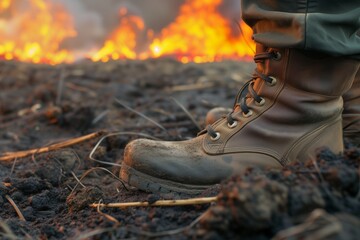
[207,70,360,145]
[120,45,359,194]
[343,70,360,144]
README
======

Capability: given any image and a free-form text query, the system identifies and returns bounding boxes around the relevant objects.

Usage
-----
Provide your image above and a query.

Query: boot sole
[120,164,214,195]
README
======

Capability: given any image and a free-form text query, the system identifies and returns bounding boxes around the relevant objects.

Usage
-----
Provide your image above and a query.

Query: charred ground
[0,59,359,239]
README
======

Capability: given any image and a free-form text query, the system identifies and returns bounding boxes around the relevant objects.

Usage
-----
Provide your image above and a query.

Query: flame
[0,0,254,64]
[148,0,255,63]
[0,0,11,12]
[0,0,76,64]
[90,7,145,62]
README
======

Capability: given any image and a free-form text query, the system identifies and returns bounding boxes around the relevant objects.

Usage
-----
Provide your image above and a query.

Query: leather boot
[343,70,360,144]
[120,46,359,194]
[207,70,360,145]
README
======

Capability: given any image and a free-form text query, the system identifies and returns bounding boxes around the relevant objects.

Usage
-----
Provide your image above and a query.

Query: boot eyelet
[242,110,253,118]
[266,76,277,86]
[255,97,265,106]
[273,52,281,61]
[210,132,221,141]
[227,121,238,128]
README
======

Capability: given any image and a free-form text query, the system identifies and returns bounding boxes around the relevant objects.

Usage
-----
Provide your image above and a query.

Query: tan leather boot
[207,70,360,145]
[343,70,360,144]
[120,46,359,194]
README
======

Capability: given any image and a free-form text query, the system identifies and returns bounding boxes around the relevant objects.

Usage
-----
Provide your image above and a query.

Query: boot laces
[204,51,280,140]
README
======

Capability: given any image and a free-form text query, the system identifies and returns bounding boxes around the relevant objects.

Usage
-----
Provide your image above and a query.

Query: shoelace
[204,50,281,140]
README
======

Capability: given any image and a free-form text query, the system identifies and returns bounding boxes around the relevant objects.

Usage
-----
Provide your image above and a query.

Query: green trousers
[241,0,360,59]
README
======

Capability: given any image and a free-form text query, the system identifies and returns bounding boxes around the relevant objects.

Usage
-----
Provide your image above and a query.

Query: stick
[90,196,218,208]
[5,195,26,221]
[171,97,201,131]
[165,82,214,92]
[115,98,168,133]
[0,131,104,161]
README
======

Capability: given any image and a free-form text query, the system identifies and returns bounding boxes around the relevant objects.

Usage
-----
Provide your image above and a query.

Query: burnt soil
[0,59,359,240]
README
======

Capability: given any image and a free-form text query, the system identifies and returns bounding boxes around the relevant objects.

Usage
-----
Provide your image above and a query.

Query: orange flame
[148,0,254,63]
[0,0,11,12]
[0,0,76,64]
[90,7,145,62]
[0,0,254,64]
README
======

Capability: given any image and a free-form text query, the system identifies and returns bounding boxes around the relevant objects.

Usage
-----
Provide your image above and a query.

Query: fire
[148,0,255,63]
[0,0,11,12]
[90,7,145,62]
[0,0,76,65]
[0,0,254,65]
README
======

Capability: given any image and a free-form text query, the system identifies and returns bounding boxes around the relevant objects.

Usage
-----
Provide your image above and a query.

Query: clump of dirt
[196,147,360,239]
[67,186,104,212]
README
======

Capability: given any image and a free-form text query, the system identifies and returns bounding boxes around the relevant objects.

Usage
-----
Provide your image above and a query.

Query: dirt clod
[11,177,50,194]
[35,162,62,186]
[288,184,325,216]
[66,186,104,212]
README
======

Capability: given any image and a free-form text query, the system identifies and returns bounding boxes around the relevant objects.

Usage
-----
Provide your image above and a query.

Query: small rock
[10,191,24,202]
[31,190,53,210]
[55,149,79,172]
[35,163,62,186]
[22,206,35,221]
[12,177,49,194]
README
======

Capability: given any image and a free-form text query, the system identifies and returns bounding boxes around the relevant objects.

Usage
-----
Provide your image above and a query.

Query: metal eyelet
[242,110,253,118]
[266,76,277,86]
[227,121,238,129]
[210,132,221,141]
[255,97,265,106]
[273,51,282,61]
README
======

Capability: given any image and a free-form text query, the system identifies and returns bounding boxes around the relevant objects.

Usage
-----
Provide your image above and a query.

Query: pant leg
[241,0,360,58]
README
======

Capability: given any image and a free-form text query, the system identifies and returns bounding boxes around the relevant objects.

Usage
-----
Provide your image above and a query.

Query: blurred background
[0,0,253,64]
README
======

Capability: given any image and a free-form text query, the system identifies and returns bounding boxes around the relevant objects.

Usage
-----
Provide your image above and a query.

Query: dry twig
[96,199,119,224]
[171,97,201,131]
[89,131,161,167]
[0,131,104,161]
[90,196,218,209]
[71,171,86,188]
[0,221,18,240]
[5,195,26,221]
[70,167,127,195]
[165,82,215,92]
[115,98,168,133]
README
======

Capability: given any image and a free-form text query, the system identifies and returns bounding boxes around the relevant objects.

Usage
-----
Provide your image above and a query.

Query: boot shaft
[204,46,359,163]
[254,45,359,97]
